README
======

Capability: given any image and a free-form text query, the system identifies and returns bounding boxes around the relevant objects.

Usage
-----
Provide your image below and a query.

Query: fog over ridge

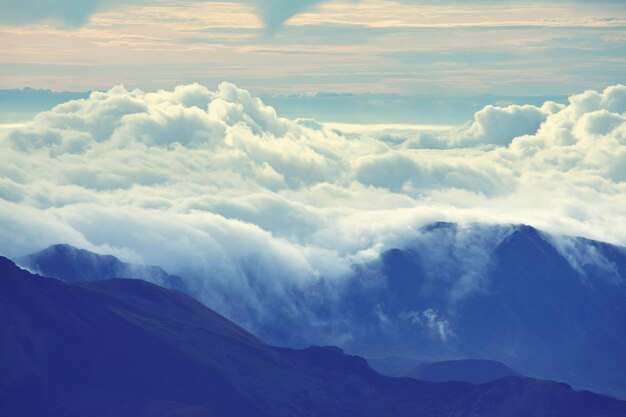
[1,81,625,332]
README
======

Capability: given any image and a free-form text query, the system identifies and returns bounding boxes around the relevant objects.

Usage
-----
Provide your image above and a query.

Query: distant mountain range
[404,359,521,385]
[13,222,626,398]
[2,256,626,417]
[367,357,520,385]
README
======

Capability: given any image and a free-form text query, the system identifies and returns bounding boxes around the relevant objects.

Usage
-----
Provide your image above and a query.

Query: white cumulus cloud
[1,81,626,337]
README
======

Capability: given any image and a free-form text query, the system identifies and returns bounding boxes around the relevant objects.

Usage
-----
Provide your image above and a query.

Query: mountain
[321,223,626,398]
[15,224,626,398]
[367,357,520,384]
[404,359,521,384]
[367,356,423,377]
[17,244,186,291]
[2,256,626,417]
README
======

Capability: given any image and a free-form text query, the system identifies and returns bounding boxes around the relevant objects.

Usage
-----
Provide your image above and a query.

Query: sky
[0,1,625,333]
[0,0,625,95]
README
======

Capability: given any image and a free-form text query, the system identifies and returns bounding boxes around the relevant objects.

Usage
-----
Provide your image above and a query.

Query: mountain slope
[14,224,626,398]
[2,257,626,417]
[404,359,521,384]
[331,224,626,397]
[17,244,186,291]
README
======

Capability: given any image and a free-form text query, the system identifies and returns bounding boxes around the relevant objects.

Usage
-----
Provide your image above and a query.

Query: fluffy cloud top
[1,81,625,335]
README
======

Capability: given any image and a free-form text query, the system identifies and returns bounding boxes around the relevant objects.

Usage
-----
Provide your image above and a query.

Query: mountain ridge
[2,256,626,417]
[17,243,186,291]
[403,359,521,384]
[12,222,626,398]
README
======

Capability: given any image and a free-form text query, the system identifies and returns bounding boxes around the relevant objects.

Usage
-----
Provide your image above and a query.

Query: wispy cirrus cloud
[1,1,624,94]
[3,0,624,30]
[0,0,134,26]
[0,0,329,31]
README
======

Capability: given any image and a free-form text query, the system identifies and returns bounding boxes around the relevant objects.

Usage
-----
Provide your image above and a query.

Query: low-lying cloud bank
[1,82,625,330]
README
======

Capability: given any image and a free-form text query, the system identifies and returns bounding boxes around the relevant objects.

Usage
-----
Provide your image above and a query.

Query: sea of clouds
[1,82,625,335]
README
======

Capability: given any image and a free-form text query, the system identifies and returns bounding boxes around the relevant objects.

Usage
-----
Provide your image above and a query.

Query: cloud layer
[0,0,132,26]
[0,0,326,30]
[1,82,625,337]
[2,1,623,95]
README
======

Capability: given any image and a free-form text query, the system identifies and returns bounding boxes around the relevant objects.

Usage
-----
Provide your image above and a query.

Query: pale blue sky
[0,0,624,96]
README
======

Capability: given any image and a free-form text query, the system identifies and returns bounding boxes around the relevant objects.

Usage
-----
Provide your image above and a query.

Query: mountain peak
[420,221,458,233]
[0,255,20,272]
[17,244,186,291]
[510,223,541,238]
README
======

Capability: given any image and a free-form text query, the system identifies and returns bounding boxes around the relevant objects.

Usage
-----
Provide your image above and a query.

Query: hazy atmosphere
[2,0,626,331]
[1,0,625,94]
[1,2,626,416]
